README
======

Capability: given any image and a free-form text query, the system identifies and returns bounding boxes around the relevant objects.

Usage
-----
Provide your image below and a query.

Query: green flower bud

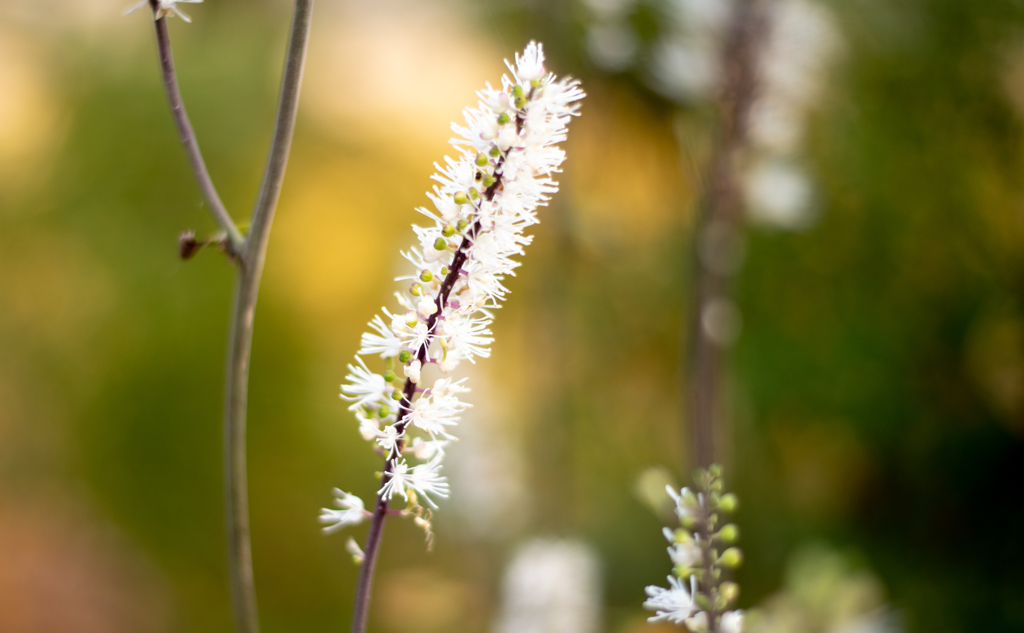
[475,153,489,167]
[440,266,450,276]
[420,269,433,282]
[398,350,412,363]
[378,405,391,418]
[511,85,524,98]
[391,389,403,401]
[489,145,501,157]
[718,524,739,544]
[383,370,397,383]
[719,547,743,568]
[673,564,691,578]
[410,283,423,296]
[482,174,495,187]
[695,594,712,612]
[514,95,527,109]
[468,187,479,200]
[718,493,739,513]
[720,581,740,605]
[673,528,691,544]
[453,191,469,205]
[442,224,455,237]
[497,112,510,125]
[456,220,468,231]
[531,79,541,88]
[433,237,447,251]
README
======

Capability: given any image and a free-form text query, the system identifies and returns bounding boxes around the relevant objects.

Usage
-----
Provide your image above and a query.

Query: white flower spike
[324,42,583,540]
[645,466,745,632]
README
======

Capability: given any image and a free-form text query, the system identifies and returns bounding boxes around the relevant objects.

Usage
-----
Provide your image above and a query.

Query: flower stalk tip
[644,465,745,632]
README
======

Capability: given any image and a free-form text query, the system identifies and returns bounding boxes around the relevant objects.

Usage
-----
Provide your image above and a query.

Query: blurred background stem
[147,1,313,631]
[687,0,767,470]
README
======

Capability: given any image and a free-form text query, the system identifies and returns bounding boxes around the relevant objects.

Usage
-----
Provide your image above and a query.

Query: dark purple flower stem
[350,167,508,633]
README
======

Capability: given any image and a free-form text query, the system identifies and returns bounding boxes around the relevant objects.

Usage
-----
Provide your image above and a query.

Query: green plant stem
[151,7,244,256]
[148,2,314,632]
[224,2,314,631]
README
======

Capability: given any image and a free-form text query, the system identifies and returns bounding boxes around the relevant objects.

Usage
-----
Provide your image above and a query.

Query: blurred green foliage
[1,0,1023,632]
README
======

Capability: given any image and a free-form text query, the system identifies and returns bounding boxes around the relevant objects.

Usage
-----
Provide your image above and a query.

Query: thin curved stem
[150,6,245,256]
[245,0,314,265]
[147,1,314,631]
[222,1,314,632]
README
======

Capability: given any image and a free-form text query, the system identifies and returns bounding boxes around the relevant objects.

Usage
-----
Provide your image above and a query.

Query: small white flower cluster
[644,465,744,632]
[320,42,583,535]
[125,0,203,22]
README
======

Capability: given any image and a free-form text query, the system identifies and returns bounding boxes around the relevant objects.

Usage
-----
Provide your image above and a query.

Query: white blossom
[318,490,367,534]
[404,359,422,384]
[358,314,403,358]
[411,437,448,460]
[125,0,203,22]
[407,455,451,508]
[340,357,389,412]
[663,527,702,568]
[324,42,582,535]
[380,457,450,508]
[720,610,744,633]
[644,575,698,624]
[345,537,365,565]
[666,485,702,523]
[686,610,710,631]
[372,423,402,453]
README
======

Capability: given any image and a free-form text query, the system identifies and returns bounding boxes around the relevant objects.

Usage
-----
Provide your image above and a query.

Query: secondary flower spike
[644,465,745,632]
[322,42,583,538]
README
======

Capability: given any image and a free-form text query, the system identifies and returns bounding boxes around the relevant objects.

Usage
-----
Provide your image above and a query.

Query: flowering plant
[645,465,745,632]
[318,41,583,631]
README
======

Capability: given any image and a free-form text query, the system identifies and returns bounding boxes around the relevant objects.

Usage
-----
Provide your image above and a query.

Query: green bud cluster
[663,464,743,627]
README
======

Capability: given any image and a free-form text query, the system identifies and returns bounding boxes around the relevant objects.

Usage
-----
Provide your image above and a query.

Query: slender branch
[245,0,314,265]
[687,0,766,469]
[144,0,314,630]
[222,2,314,632]
[150,4,245,257]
